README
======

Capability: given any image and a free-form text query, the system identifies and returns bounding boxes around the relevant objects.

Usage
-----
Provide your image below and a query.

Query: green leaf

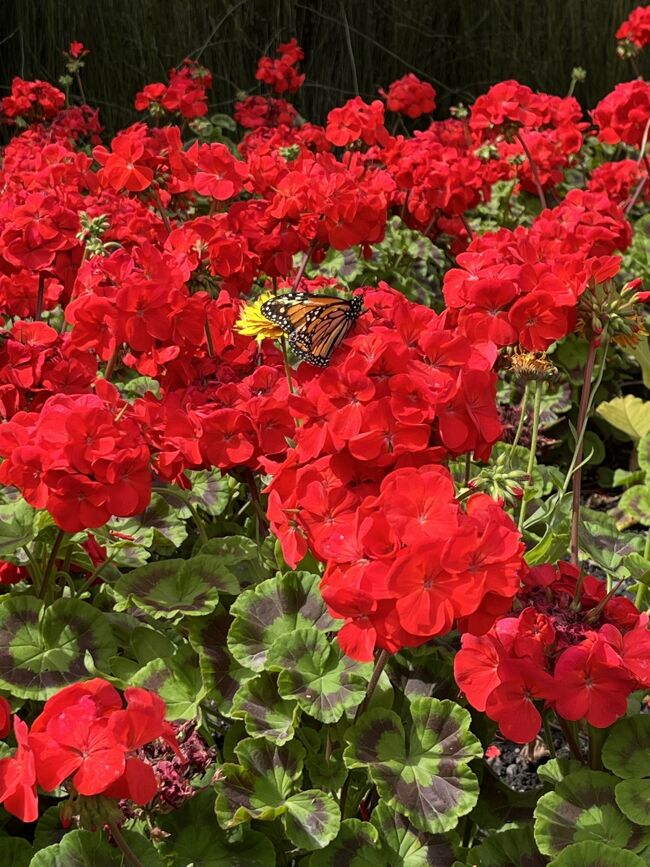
[603,716,650,779]
[114,555,238,619]
[199,535,269,586]
[138,494,188,553]
[188,605,252,715]
[344,697,482,834]
[129,625,176,665]
[0,498,38,557]
[637,432,650,477]
[131,645,206,719]
[231,671,300,743]
[619,485,650,527]
[596,396,650,442]
[186,470,236,516]
[215,737,306,827]
[623,554,650,588]
[632,338,650,391]
[34,806,68,850]
[533,770,650,856]
[0,596,117,699]
[0,838,32,867]
[579,507,642,571]
[215,737,340,849]
[268,628,370,723]
[537,758,583,786]
[616,780,650,826]
[283,789,341,850]
[466,826,545,866]
[158,790,276,866]
[309,819,384,866]
[228,572,336,672]
[29,829,162,866]
[547,840,646,866]
[371,802,458,866]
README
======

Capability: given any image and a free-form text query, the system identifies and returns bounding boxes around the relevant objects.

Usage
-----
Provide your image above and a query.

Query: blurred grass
[1,0,648,133]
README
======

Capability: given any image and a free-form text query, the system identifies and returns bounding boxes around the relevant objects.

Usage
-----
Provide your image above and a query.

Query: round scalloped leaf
[0,596,117,699]
[283,790,341,851]
[228,572,336,672]
[465,826,545,866]
[537,758,583,787]
[29,828,162,866]
[186,470,236,516]
[215,737,305,828]
[534,770,650,857]
[188,606,252,716]
[615,779,650,826]
[231,671,300,743]
[199,535,268,585]
[344,697,482,834]
[268,628,371,723]
[0,838,32,867]
[158,790,276,866]
[130,645,206,720]
[114,555,237,619]
[371,802,458,866]
[603,716,650,780]
[308,819,383,866]
[547,840,646,866]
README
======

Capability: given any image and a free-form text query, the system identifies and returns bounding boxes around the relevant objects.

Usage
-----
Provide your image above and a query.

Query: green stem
[556,715,584,763]
[159,487,209,545]
[106,820,144,867]
[517,380,543,530]
[339,649,390,818]
[280,336,295,395]
[38,530,66,600]
[587,724,605,770]
[243,469,269,536]
[570,339,600,569]
[508,382,530,463]
[542,711,557,759]
[635,531,650,609]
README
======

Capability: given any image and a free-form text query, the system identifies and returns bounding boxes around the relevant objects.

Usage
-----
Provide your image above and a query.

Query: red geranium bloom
[0,719,38,823]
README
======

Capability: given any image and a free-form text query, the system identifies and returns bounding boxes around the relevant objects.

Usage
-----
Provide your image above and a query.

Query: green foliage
[344,698,482,834]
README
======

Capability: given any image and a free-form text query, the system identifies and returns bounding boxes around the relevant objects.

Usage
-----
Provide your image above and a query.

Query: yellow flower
[234,292,284,342]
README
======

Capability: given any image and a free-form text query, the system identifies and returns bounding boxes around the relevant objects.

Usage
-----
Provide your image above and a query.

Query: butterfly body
[260,292,363,366]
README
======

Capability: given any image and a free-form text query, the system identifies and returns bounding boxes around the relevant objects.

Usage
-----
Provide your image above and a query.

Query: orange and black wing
[261,292,364,366]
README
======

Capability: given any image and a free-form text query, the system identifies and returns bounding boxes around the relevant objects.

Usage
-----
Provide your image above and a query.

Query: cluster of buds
[76,212,116,258]
[467,448,529,507]
[577,276,647,347]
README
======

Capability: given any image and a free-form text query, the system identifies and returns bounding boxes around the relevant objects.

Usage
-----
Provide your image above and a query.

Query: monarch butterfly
[260,292,364,367]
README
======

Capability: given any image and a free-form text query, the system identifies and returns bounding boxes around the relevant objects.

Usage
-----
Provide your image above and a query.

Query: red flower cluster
[264,285,521,660]
[234,96,298,130]
[616,4,650,50]
[380,74,436,118]
[587,158,650,206]
[469,80,586,197]
[255,38,305,94]
[0,679,180,822]
[0,390,151,531]
[454,562,650,743]
[592,80,650,148]
[1,78,66,123]
[135,59,212,119]
[326,97,390,148]
[443,189,631,349]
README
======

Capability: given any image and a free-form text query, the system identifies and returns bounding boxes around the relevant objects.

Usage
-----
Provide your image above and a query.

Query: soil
[486,729,575,792]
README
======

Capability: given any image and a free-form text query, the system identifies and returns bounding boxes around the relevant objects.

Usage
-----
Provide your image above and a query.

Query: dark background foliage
[1,0,649,133]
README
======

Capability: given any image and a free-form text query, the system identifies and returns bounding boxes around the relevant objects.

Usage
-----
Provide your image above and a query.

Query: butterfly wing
[260,293,339,331]
[289,305,359,366]
[261,292,364,366]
